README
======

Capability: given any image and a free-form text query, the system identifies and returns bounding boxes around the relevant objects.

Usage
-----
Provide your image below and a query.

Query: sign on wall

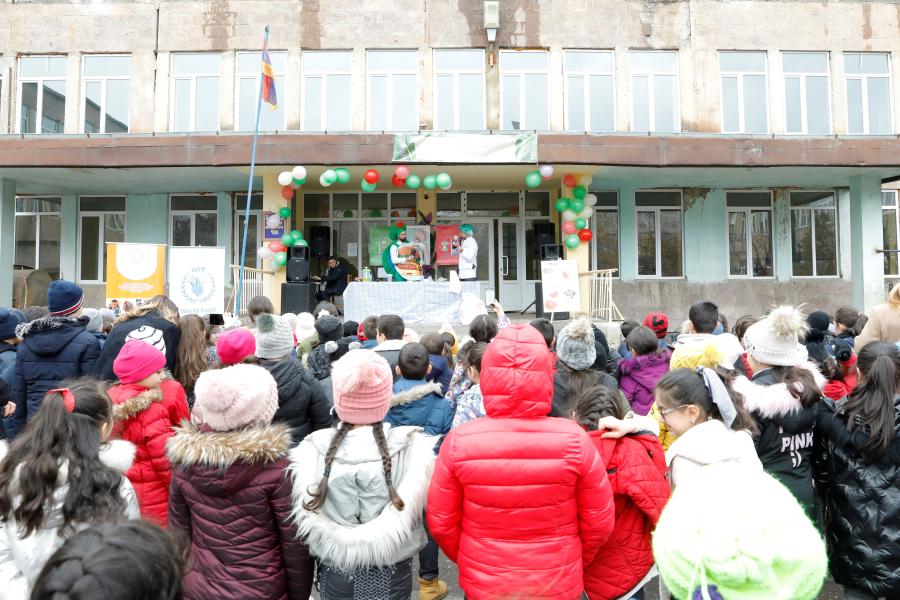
[435,225,460,266]
[369,225,391,267]
[540,260,581,314]
[168,247,226,315]
[105,243,166,305]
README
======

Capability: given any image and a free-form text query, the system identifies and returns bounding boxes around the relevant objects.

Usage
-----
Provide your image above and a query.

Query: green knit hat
[652,464,827,600]
[389,222,406,241]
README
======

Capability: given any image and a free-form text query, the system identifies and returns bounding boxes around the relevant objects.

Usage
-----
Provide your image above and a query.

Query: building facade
[1,0,899,321]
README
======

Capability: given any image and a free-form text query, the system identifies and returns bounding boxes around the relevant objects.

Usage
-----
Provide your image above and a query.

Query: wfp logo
[180,268,216,304]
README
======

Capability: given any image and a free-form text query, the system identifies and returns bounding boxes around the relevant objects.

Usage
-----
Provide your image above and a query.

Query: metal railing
[582,269,623,322]
[229,265,277,315]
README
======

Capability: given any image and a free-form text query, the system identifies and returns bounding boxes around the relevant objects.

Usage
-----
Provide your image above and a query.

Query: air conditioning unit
[484,1,500,30]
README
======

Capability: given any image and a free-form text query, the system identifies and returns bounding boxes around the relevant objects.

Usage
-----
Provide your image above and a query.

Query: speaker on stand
[310,226,330,258]
[286,245,310,282]
[281,282,318,314]
[533,221,555,255]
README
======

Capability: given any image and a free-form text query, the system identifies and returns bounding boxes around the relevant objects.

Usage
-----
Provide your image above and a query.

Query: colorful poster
[105,243,166,305]
[540,260,581,313]
[393,243,424,281]
[369,225,391,267]
[406,226,431,266]
[263,211,284,239]
[435,225,460,266]
[168,247,226,315]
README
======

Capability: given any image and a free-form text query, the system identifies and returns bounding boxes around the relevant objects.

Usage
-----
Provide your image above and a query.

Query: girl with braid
[289,349,437,600]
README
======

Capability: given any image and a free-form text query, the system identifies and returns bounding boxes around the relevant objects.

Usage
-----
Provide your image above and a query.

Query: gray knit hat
[83,308,104,333]
[255,314,295,359]
[556,317,597,370]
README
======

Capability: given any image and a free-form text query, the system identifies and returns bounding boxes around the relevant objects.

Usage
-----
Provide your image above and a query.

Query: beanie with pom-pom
[331,349,393,424]
[255,313,294,359]
[314,314,343,344]
[192,363,278,431]
[744,305,809,367]
[556,317,596,370]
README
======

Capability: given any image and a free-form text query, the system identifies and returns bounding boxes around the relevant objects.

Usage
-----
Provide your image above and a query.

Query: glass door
[498,218,525,310]
[463,218,495,292]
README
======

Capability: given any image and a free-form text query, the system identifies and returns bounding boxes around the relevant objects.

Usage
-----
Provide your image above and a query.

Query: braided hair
[572,385,626,431]
[30,520,184,600]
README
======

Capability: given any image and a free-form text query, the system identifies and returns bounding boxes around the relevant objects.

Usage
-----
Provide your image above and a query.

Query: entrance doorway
[498,218,524,310]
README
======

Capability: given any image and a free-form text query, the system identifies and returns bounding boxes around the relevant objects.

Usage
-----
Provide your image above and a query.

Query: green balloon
[436,172,452,189]
[406,174,421,189]
[525,170,542,189]
[294,239,308,247]
[368,209,383,217]
[322,169,338,184]
[570,199,585,213]
[573,185,588,199]
[343,209,354,218]
[292,177,306,187]
[274,251,288,267]
[281,233,294,246]
[575,218,587,230]
[361,180,377,193]
[423,174,437,190]
[335,168,351,184]
[555,198,570,212]
[278,206,291,219]
[290,229,303,241]
[565,234,580,249]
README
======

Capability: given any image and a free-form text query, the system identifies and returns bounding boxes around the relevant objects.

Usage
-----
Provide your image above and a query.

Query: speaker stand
[520,299,536,315]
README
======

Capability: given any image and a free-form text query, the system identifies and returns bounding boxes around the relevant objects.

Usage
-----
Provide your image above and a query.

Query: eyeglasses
[658,405,689,417]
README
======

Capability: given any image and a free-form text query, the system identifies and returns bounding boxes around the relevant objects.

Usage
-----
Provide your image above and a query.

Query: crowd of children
[0,277,898,600]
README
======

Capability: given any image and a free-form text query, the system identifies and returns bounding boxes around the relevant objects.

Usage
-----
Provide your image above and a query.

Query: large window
[629,51,679,132]
[500,50,549,130]
[78,197,126,282]
[433,49,485,130]
[726,191,773,277]
[302,51,352,131]
[636,191,682,278]
[236,51,285,131]
[170,53,220,132]
[783,52,830,135]
[790,191,837,276]
[14,197,61,279]
[719,51,768,134]
[844,53,892,135]
[82,55,130,133]
[367,50,418,131]
[883,190,899,275]
[170,195,217,247]
[234,194,263,268]
[18,56,66,134]
[591,192,619,271]
[564,50,615,132]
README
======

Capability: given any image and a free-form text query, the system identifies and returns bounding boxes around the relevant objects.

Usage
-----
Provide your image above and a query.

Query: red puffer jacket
[584,431,670,600]
[428,324,615,600]
[109,378,189,525]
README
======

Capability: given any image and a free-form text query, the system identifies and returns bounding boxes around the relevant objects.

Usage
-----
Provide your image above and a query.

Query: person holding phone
[455,224,478,281]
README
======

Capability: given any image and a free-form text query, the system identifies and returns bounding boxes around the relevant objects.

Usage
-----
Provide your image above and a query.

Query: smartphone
[484,290,496,307]
[208,313,225,326]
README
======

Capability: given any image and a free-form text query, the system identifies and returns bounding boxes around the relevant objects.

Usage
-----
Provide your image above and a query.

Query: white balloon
[579,207,594,218]
[266,215,281,228]
[585,193,598,207]
[562,209,577,222]
[319,173,332,187]
[539,164,554,178]
[292,165,308,181]
[277,171,292,186]
[578,174,593,187]
[258,246,273,259]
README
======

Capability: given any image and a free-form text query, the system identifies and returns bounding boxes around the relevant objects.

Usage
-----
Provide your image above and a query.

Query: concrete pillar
[216,192,233,282]
[618,188,636,281]
[0,179,16,306]
[849,174,885,311]
[683,189,727,282]
[219,51,235,131]
[125,194,169,243]
[263,172,285,312]
[284,49,302,130]
[59,195,77,282]
[153,52,170,132]
[772,188,792,282]
[548,47,564,131]
[130,51,157,133]
[351,48,366,130]
[64,53,81,134]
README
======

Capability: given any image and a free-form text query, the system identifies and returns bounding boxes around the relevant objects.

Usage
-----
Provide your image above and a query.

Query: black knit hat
[315,315,343,344]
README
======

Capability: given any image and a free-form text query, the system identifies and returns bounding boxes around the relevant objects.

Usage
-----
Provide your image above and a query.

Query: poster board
[263,211,284,240]
[168,247,226,315]
[435,225,460,266]
[368,225,391,267]
[405,225,431,266]
[539,260,581,313]
[105,243,166,305]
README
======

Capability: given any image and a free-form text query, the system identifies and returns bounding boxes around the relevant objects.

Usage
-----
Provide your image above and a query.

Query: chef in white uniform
[455,224,478,281]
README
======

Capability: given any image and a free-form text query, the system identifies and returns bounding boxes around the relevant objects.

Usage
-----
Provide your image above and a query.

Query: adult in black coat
[315,257,349,302]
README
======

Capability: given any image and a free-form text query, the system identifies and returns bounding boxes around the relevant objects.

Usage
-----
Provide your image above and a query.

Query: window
[726,191,773,277]
[564,50,614,132]
[170,53,220,132]
[591,192,619,271]
[236,51,286,131]
[14,197,61,279]
[844,53,892,134]
[366,50,418,131]
[719,51,768,134]
[18,56,66,134]
[302,51,352,131]
[635,191,682,277]
[170,195,218,247]
[883,191,899,275]
[783,52,830,134]
[790,191,837,276]
[433,49,485,130]
[234,194,264,268]
[78,197,125,282]
[629,51,679,132]
[500,50,549,130]
[82,55,130,133]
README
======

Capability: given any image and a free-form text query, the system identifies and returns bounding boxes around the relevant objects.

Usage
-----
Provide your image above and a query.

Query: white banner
[393,133,538,163]
[168,247,226,315]
[540,260,581,314]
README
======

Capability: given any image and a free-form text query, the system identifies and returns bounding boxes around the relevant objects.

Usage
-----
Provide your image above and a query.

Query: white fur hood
[732,362,825,419]
[391,382,444,407]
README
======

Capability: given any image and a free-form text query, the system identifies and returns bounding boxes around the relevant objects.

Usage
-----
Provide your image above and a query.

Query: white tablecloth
[343,281,486,324]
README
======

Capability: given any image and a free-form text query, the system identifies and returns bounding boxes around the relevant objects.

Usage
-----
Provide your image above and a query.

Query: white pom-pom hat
[744,305,809,367]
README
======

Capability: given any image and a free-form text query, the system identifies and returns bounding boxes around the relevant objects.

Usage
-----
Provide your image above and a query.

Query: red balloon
[281,185,294,200]
[562,174,577,188]
[396,221,405,228]
[364,169,380,184]
[391,174,405,187]
[578,229,593,242]
[267,241,284,253]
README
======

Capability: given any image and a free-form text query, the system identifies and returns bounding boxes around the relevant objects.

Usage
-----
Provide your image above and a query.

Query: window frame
[498,49,550,131]
[628,50,680,133]
[718,51,769,134]
[843,52,893,135]
[788,189,839,278]
[782,51,832,135]
[234,50,286,132]
[563,49,616,132]
[634,189,684,279]
[432,48,486,131]
[169,53,221,132]
[301,50,353,132]
[16,55,67,134]
[80,54,131,134]
[725,190,775,279]
[14,196,62,275]
[882,190,899,276]
[588,191,620,276]
[77,196,126,283]
[168,195,218,247]
[365,49,419,132]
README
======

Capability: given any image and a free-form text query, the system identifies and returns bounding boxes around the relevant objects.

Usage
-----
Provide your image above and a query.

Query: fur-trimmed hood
[15,315,91,356]
[111,385,163,421]
[167,422,292,468]
[15,315,87,339]
[733,362,825,420]
[391,381,444,407]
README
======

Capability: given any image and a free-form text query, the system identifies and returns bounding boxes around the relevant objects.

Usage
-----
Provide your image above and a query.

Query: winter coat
[385,379,453,450]
[0,343,16,441]
[835,330,856,348]
[551,367,618,418]
[452,383,484,429]
[813,397,900,597]
[648,402,678,451]
[108,378,189,525]
[732,365,824,516]
[167,423,313,600]
[805,329,835,364]
[373,339,407,382]
[93,311,181,382]
[425,354,452,396]
[0,440,140,599]
[665,419,762,490]
[617,351,671,416]
[6,316,101,440]
[672,332,744,370]
[427,324,615,600]
[822,354,859,402]
[322,261,349,295]
[855,302,900,349]
[258,358,332,446]
[584,431,670,600]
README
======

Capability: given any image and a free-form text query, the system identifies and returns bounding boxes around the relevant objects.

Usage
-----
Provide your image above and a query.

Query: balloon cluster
[524,164,555,189]
[558,173,596,249]
[257,206,307,271]
[277,166,308,200]
[391,166,452,191]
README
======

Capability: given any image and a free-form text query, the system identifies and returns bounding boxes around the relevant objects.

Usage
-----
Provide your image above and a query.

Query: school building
[2,0,900,321]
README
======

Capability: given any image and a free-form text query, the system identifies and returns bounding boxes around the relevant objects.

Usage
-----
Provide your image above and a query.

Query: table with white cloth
[343,281,486,324]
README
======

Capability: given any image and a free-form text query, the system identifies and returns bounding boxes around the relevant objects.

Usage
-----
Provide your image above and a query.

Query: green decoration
[555,198,570,212]
[423,174,437,190]
[290,229,303,241]
[343,209,354,218]
[565,234,580,249]
[281,233,294,246]
[278,206,291,219]
[361,180,377,193]
[335,167,351,184]
[436,172,452,189]
[274,251,288,267]
[294,239,308,247]
[573,185,588,199]
[292,177,306,186]
[406,174,421,189]
[574,217,587,230]
[570,199,585,213]
[524,170,542,189]
[322,169,338,184]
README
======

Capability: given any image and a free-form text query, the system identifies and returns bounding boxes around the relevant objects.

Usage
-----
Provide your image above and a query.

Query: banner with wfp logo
[168,247,226,315]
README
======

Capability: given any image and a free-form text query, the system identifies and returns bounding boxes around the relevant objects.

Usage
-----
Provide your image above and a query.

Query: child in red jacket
[571,385,670,600]
[109,339,189,526]
[821,339,859,401]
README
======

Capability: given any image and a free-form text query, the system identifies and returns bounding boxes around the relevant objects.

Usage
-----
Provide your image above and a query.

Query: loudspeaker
[533,221,555,255]
[281,282,318,314]
[286,245,310,282]
[310,226,330,258]
[540,244,563,260]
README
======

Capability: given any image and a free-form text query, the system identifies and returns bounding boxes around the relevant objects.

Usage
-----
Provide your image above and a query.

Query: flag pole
[236,25,269,316]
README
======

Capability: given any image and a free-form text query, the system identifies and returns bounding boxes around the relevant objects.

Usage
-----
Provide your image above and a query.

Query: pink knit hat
[113,340,166,385]
[192,364,278,431]
[331,349,393,425]
[216,328,256,366]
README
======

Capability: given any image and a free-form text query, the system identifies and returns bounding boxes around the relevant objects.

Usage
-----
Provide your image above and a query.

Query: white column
[0,179,16,306]
[64,52,81,134]
[849,174,885,311]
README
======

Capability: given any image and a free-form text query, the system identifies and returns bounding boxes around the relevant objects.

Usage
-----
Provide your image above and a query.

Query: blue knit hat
[47,280,85,316]
[0,308,25,339]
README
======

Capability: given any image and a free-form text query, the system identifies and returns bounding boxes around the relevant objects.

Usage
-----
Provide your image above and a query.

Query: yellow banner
[105,243,166,302]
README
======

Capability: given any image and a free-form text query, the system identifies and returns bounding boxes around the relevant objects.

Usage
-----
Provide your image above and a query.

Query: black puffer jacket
[94,311,181,381]
[813,397,900,597]
[258,358,332,445]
